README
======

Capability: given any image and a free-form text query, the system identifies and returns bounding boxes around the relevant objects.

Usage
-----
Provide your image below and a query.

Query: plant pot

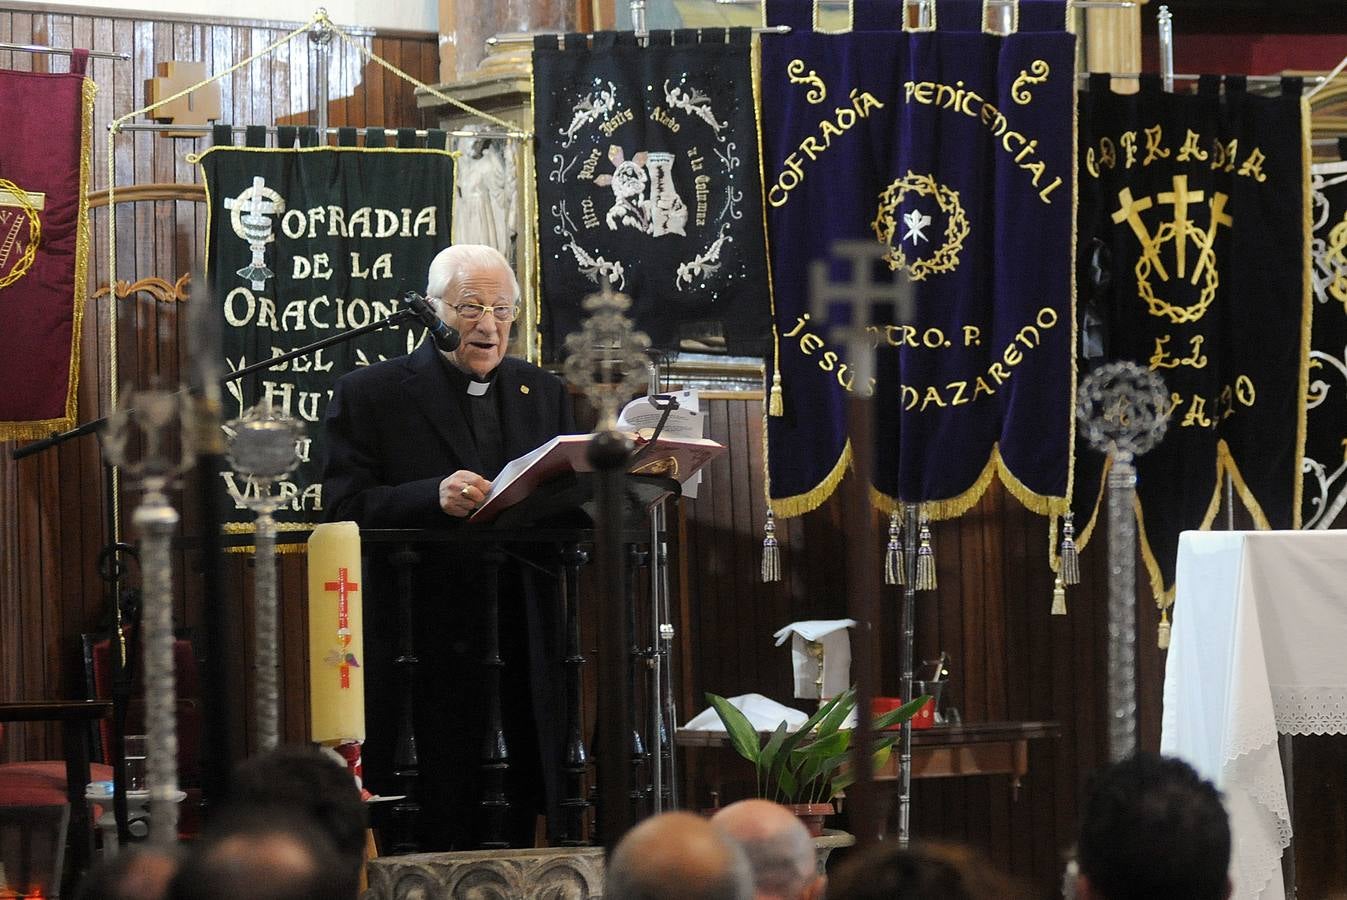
[787,802,834,837]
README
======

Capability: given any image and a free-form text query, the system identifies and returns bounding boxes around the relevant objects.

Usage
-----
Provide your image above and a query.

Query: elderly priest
[322,243,574,849]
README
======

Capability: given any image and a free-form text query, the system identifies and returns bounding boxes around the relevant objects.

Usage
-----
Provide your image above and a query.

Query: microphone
[401,291,461,353]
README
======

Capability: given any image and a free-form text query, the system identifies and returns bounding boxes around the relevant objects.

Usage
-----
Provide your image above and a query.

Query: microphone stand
[9,303,434,833]
[12,306,433,463]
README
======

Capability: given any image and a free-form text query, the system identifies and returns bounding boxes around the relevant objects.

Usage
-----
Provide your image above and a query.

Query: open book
[470,432,725,523]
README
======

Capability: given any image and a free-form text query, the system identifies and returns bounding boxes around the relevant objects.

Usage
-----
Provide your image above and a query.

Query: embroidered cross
[323,567,360,688]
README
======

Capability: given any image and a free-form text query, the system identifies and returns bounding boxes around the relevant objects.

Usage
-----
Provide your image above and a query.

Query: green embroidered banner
[199,139,454,529]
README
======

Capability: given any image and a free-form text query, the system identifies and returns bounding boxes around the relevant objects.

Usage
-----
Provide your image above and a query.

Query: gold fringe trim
[1294,94,1313,528]
[869,444,1069,521]
[1220,442,1274,530]
[1072,455,1111,550]
[67,77,97,430]
[1133,491,1174,610]
[0,76,97,441]
[222,520,313,555]
[769,440,852,518]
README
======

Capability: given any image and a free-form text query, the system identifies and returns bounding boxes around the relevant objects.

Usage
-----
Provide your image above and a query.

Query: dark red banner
[0,54,94,439]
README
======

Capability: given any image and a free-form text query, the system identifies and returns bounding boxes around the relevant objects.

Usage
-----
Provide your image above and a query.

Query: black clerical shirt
[437,354,506,479]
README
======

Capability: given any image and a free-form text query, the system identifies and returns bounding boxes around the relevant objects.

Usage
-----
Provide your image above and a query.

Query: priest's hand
[440,470,493,517]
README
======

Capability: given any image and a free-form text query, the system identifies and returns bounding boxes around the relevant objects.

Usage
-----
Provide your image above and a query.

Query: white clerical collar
[466,379,492,396]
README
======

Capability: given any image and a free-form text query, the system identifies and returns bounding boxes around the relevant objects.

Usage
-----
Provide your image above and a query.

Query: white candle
[306,522,366,744]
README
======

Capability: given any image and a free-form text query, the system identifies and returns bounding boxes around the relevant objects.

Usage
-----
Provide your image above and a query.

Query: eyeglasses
[450,302,518,323]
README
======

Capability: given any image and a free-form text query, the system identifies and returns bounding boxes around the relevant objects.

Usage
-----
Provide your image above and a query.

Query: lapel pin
[520,385,530,395]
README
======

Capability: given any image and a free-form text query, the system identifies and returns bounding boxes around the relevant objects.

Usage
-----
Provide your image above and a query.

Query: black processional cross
[562,286,653,850]
[808,241,914,847]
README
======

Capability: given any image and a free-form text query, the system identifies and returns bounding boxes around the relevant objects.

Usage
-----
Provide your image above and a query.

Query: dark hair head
[225,745,366,882]
[168,807,355,900]
[827,841,1023,900]
[75,845,183,900]
[1077,753,1230,900]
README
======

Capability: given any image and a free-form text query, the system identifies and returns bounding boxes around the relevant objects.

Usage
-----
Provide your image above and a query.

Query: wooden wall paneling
[2,6,440,765]
[362,37,386,130]
[725,400,755,687]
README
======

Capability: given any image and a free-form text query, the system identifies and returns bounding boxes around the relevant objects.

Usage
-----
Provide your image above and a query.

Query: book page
[478,435,562,507]
[617,391,703,441]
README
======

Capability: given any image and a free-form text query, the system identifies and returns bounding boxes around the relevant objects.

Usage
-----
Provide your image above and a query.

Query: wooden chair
[0,700,114,890]
[81,630,204,837]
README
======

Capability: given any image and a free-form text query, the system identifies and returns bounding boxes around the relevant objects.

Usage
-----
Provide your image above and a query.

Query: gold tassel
[762,509,782,583]
[915,512,937,591]
[884,510,904,586]
[768,371,784,416]
[1051,574,1067,615]
[1060,512,1080,586]
[1157,607,1171,649]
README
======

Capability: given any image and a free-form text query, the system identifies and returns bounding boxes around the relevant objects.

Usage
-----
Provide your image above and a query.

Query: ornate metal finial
[562,284,652,431]
[1076,361,1170,763]
[225,400,305,495]
[100,382,198,846]
[225,400,305,752]
[1076,360,1170,465]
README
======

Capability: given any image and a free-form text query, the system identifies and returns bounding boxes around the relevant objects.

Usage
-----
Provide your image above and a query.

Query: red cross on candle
[324,568,359,688]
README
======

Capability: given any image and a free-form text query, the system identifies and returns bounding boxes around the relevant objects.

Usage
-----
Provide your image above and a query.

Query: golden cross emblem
[0,180,45,288]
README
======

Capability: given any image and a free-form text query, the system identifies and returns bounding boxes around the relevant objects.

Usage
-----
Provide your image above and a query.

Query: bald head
[713,800,822,900]
[606,811,753,900]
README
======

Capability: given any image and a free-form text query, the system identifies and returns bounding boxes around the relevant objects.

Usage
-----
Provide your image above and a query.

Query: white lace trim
[1271,686,1347,736]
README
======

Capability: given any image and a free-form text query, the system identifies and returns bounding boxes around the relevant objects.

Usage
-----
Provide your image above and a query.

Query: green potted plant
[704,688,930,836]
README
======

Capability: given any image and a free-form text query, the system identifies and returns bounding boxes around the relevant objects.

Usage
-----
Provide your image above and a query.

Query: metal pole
[898,502,919,844]
[1106,453,1139,761]
[311,13,332,135]
[592,431,636,851]
[135,488,180,845]
[1157,5,1174,93]
[252,499,280,751]
[650,502,665,813]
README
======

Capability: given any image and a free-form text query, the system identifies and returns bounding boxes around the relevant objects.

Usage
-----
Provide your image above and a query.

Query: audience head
[1075,752,1230,900]
[712,800,823,900]
[225,745,366,885]
[606,811,754,900]
[75,844,182,900]
[827,840,1024,900]
[167,808,354,900]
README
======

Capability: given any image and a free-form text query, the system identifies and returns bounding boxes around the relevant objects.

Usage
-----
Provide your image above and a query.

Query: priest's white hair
[425,243,520,312]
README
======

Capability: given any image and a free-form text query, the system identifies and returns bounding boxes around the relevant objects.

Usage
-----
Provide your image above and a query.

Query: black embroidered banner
[0,57,94,439]
[532,29,771,358]
[761,0,1076,520]
[199,137,453,529]
[1304,156,1347,528]
[1074,75,1310,600]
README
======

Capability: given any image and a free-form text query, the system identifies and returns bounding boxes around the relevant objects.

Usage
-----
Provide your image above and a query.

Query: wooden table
[676,720,1061,806]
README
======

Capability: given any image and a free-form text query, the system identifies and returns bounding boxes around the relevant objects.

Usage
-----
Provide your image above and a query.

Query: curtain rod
[1079,72,1330,86]
[0,41,129,61]
[711,0,1137,5]
[111,122,530,140]
[487,24,792,46]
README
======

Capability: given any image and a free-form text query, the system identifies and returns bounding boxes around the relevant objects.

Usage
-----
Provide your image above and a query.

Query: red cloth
[0,761,114,806]
[0,52,93,439]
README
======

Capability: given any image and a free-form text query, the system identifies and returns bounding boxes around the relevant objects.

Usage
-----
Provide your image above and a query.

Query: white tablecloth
[1161,530,1347,900]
